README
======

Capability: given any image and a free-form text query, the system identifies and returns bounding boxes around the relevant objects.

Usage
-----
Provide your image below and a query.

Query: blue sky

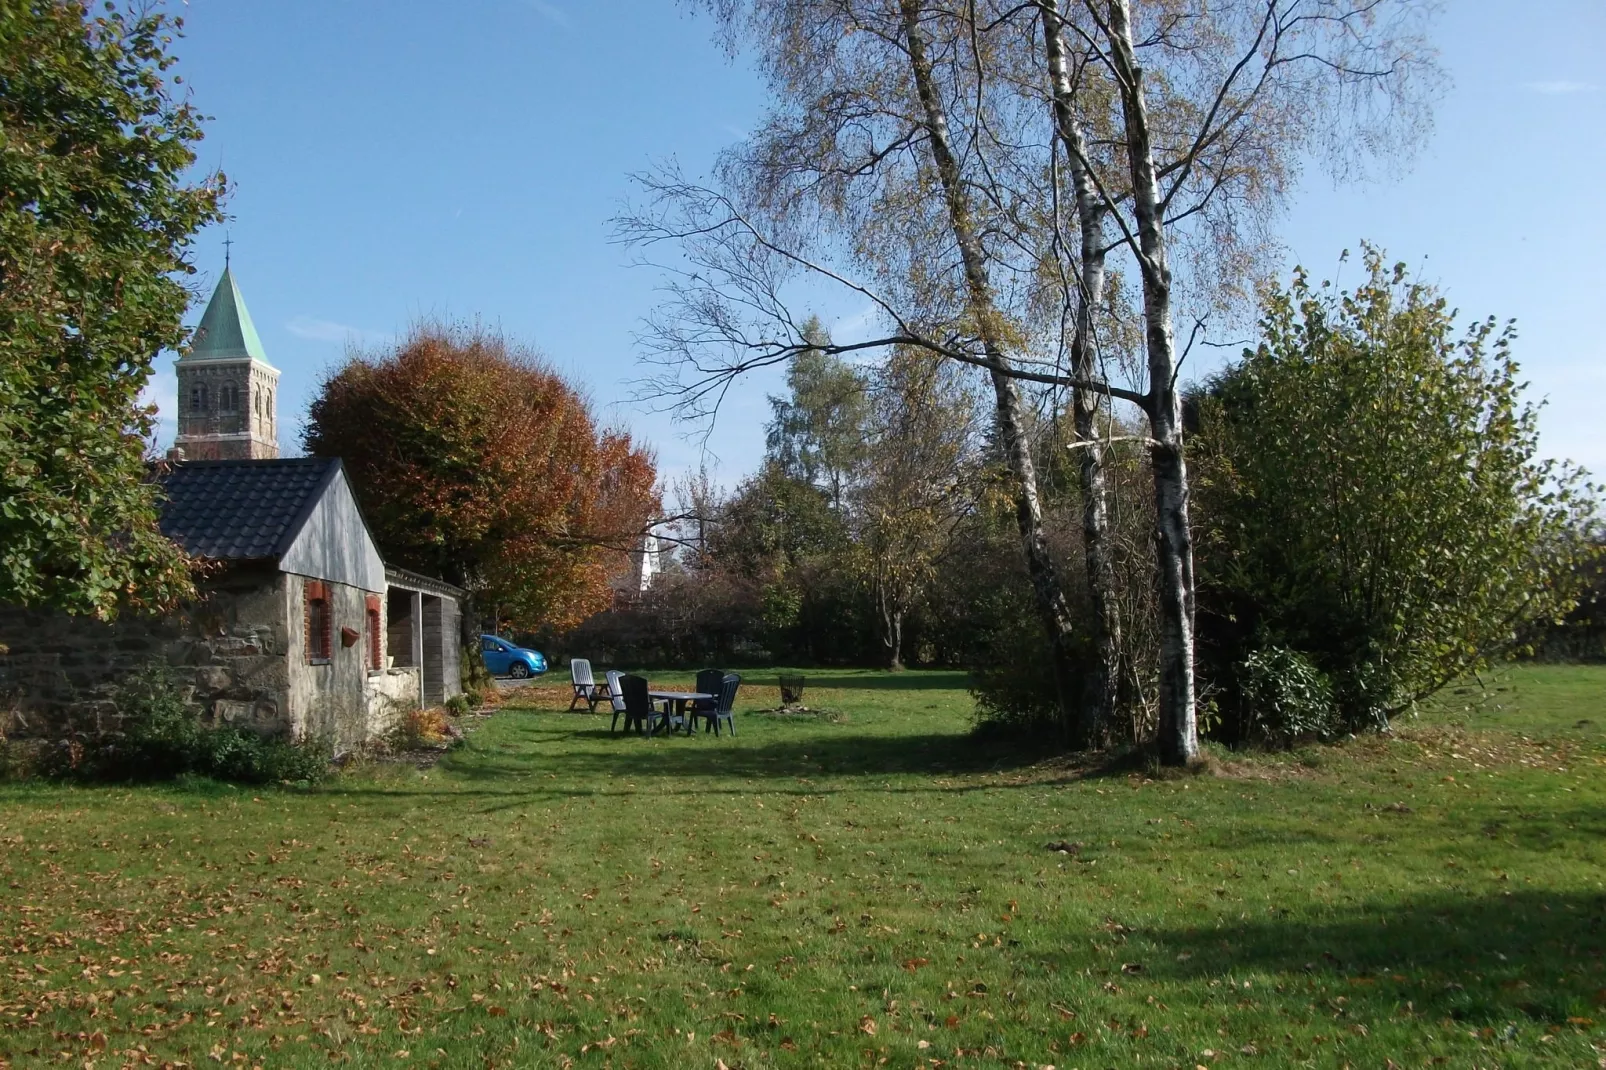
[152,0,1605,484]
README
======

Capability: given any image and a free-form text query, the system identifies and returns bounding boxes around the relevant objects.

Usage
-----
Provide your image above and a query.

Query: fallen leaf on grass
[858,1015,877,1036]
[902,957,930,972]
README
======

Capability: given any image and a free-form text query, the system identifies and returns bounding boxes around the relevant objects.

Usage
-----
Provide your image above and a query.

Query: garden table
[647,690,712,736]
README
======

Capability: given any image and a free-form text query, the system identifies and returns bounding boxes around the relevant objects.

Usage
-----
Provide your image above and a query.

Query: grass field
[1,664,1603,1068]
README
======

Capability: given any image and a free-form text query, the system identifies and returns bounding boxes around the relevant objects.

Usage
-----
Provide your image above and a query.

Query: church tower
[174,262,280,460]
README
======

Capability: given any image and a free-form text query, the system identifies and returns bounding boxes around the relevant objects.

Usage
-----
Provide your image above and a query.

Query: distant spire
[183,262,273,366]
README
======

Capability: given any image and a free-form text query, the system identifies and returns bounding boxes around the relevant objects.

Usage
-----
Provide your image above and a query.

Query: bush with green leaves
[1237,645,1338,745]
[59,668,330,785]
[1195,248,1600,729]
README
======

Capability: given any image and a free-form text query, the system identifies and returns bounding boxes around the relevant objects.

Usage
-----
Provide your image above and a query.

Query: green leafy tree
[1197,249,1600,726]
[764,318,868,512]
[0,1,224,617]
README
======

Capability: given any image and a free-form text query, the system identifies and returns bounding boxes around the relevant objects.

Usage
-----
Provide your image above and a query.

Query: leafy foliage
[0,1,224,618]
[1196,249,1600,727]
[388,706,451,752]
[852,348,981,669]
[1236,645,1337,745]
[303,323,659,634]
[765,318,868,511]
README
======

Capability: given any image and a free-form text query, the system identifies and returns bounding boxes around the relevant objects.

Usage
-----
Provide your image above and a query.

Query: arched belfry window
[191,383,208,412]
[219,383,239,412]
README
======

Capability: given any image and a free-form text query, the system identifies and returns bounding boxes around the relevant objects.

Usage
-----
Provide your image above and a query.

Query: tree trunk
[900,0,1082,736]
[1103,0,1199,765]
[876,576,906,671]
[456,587,492,695]
[1042,2,1120,748]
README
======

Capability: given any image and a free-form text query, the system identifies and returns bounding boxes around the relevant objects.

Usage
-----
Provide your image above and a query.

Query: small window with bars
[304,580,332,664]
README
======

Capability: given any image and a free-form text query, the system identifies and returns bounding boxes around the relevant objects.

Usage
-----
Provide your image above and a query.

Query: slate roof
[157,458,342,561]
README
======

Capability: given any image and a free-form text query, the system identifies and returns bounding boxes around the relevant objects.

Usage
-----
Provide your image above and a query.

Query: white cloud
[1524,80,1599,95]
[523,0,570,27]
[286,315,385,345]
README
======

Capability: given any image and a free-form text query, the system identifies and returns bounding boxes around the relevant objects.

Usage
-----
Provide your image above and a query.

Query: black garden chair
[690,673,741,737]
[614,673,653,735]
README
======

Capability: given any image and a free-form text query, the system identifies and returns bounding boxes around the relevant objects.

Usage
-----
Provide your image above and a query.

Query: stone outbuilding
[0,458,464,753]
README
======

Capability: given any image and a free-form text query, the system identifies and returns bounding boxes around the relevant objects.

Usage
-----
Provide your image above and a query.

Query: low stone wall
[364,666,421,740]
[0,564,293,741]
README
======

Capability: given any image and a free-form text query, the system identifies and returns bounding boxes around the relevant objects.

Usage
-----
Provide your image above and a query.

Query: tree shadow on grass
[447,717,1049,783]
[617,670,970,692]
[1125,889,1606,1030]
[769,671,971,691]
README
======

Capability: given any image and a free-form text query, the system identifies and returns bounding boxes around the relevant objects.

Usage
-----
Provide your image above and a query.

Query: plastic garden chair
[569,658,607,712]
[616,674,652,735]
[701,673,741,737]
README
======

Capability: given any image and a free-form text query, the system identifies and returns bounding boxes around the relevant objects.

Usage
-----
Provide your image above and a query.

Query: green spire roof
[185,265,271,365]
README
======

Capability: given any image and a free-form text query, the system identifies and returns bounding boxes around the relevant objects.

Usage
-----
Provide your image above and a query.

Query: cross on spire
[222,233,233,268]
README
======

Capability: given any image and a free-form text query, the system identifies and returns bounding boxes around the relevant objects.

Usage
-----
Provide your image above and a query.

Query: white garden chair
[605,671,631,732]
[568,658,607,712]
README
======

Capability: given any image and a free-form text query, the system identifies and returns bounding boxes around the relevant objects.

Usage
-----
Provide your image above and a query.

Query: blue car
[479,634,547,679]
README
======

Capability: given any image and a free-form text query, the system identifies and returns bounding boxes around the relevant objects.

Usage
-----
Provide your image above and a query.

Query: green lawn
[2,666,1603,1068]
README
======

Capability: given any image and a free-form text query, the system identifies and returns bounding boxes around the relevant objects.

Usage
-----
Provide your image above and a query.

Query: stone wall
[0,563,291,740]
[1,567,430,755]
[365,666,421,740]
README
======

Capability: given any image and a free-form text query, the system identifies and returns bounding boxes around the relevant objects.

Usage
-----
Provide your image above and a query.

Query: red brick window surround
[365,595,382,672]
[304,580,332,664]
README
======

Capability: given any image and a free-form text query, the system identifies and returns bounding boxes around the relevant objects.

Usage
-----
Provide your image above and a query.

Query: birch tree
[1020,0,1438,761]
[623,0,1438,761]
[624,0,1137,741]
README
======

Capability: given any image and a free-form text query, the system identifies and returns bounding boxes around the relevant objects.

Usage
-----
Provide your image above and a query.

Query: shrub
[393,707,450,749]
[445,694,472,717]
[1195,250,1599,726]
[60,668,330,785]
[1237,645,1338,746]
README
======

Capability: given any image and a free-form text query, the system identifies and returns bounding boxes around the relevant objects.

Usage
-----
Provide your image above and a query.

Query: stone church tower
[173,264,280,460]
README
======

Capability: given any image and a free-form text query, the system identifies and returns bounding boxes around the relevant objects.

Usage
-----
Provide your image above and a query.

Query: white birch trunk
[899,0,1082,731]
[1104,0,1199,765]
[1042,1,1121,747]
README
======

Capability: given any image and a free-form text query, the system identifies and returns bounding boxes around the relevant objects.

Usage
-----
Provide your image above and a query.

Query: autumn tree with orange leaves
[304,324,659,647]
